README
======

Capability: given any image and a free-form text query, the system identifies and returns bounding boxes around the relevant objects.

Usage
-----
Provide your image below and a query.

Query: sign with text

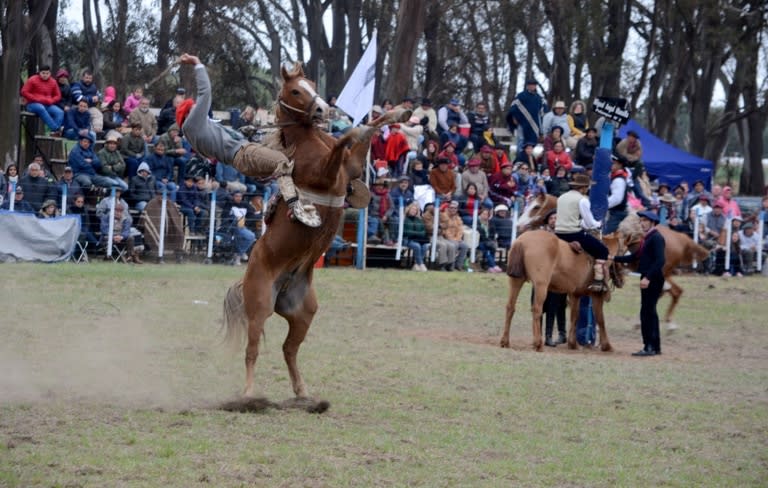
[591,97,630,124]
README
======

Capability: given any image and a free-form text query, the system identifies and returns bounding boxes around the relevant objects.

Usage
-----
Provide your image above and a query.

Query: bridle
[276,80,325,127]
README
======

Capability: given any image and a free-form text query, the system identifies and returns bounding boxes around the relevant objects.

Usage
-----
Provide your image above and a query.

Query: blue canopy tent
[618,119,713,190]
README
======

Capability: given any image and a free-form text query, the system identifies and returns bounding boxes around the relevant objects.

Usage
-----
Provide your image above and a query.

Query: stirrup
[289,201,321,227]
[588,280,607,293]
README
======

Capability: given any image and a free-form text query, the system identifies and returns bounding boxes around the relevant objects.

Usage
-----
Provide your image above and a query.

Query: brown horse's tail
[221,280,248,351]
[506,240,527,279]
[690,241,710,263]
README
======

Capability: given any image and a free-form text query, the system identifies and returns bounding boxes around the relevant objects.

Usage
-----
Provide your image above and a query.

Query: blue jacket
[1,199,35,213]
[64,109,92,132]
[145,152,175,181]
[177,184,206,210]
[389,186,414,208]
[100,212,132,240]
[68,144,102,177]
[71,81,101,107]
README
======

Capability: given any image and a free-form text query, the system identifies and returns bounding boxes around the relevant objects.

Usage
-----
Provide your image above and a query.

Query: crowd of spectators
[6,65,768,271]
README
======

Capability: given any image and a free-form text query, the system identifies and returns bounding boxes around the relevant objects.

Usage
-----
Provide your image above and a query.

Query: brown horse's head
[517,193,558,233]
[277,62,329,126]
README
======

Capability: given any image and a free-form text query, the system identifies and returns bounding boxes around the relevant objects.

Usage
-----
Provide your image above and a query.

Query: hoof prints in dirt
[218,397,330,414]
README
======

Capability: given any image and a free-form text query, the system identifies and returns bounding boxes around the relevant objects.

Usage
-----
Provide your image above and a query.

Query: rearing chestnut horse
[222,63,408,398]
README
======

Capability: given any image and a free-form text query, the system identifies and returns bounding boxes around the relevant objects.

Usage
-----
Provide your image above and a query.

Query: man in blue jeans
[222,190,256,265]
[21,65,64,135]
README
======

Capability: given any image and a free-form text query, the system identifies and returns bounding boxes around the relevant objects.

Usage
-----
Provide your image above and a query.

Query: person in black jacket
[612,210,666,356]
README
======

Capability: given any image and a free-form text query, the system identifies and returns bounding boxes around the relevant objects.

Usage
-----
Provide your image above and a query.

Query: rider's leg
[274,159,321,228]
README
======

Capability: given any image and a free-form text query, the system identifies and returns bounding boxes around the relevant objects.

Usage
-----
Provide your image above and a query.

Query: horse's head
[517,193,557,233]
[277,62,329,126]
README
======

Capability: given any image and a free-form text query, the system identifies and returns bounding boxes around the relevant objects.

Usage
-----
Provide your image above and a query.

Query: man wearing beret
[613,210,666,356]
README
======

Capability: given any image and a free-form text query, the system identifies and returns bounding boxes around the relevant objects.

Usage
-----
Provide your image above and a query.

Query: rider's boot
[275,159,321,228]
[588,259,608,292]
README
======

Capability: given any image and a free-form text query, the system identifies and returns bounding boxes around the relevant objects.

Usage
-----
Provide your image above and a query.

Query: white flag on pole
[336,34,377,126]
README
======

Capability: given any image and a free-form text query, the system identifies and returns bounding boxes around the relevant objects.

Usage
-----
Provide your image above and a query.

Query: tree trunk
[385,0,426,102]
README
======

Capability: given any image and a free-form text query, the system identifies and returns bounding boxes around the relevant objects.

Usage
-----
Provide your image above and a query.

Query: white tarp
[0,211,80,262]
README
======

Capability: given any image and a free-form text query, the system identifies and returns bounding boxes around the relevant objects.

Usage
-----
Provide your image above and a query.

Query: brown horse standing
[618,215,710,328]
[222,63,407,398]
[500,230,621,351]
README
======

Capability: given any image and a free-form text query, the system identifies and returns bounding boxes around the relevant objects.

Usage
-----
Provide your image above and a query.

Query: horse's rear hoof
[533,342,543,352]
[601,343,613,352]
[500,339,510,348]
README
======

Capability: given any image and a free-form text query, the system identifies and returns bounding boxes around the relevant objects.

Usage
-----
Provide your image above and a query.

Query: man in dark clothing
[177,175,208,234]
[19,160,55,212]
[506,78,546,151]
[574,127,598,168]
[605,154,630,234]
[1,185,36,213]
[613,210,666,356]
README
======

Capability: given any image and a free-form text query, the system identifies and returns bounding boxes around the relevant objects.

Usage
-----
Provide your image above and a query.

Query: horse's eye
[291,89,300,96]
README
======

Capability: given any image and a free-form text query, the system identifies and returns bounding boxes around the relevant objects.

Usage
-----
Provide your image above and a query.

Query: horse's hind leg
[500,278,524,348]
[663,277,682,331]
[242,274,275,397]
[243,311,270,397]
[279,286,318,398]
[591,296,612,352]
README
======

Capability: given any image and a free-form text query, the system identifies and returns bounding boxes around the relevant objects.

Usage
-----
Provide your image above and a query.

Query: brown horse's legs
[279,287,318,398]
[243,313,268,397]
[591,296,613,351]
[500,278,524,348]
[241,268,275,397]
[530,282,548,351]
[567,294,580,349]
[663,277,682,325]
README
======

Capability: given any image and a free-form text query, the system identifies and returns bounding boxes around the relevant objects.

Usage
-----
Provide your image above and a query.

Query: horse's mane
[618,213,643,241]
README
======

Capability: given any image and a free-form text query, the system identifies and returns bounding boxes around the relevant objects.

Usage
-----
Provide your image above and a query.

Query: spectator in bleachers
[102,100,129,135]
[21,65,64,135]
[177,175,209,235]
[488,162,518,207]
[422,202,449,269]
[70,69,103,133]
[389,175,414,208]
[439,124,468,165]
[506,78,546,151]
[491,144,510,174]
[716,185,741,218]
[476,207,502,273]
[467,102,490,151]
[393,96,415,112]
[408,158,429,186]
[412,97,437,134]
[687,179,707,206]
[97,133,127,180]
[38,199,59,219]
[402,202,430,271]
[513,142,536,171]
[739,222,760,274]
[542,101,571,143]
[69,133,128,192]
[128,97,158,143]
[457,182,481,226]
[398,116,424,168]
[128,162,156,212]
[100,204,142,263]
[2,163,19,203]
[544,140,574,176]
[490,203,513,249]
[461,158,491,209]
[144,140,177,201]
[761,196,768,238]
[428,157,456,201]
[157,94,183,135]
[439,200,470,271]
[513,162,536,199]
[19,159,55,212]
[418,139,440,170]
[120,123,147,177]
[1,185,35,213]
[690,193,713,222]
[542,125,564,153]
[546,165,571,197]
[54,69,71,112]
[565,100,589,149]
[68,193,99,247]
[221,190,257,265]
[63,99,96,141]
[615,130,643,167]
[719,218,744,277]
[157,123,189,183]
[95,187,130,218]
[57,166,82,205]
[234,104,258,130]
[702,202,727,249]
[574,127,598,168]
[385,123,411,177]
[123,87,143,115]
[367,178,393,244]
[436,98,468,135]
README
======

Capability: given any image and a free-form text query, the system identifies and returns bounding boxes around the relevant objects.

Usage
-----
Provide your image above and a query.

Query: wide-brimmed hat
[611,153,627,165]
[637,210,659,223]
[105,133,120,143]
[568,174,593,188]
[494,204,509,213]
[659,193,677,203]
[41,199,57,209]
[553,101,566,109]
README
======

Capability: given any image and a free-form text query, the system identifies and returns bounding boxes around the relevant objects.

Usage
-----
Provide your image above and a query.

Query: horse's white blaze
[298,79,329,112]
[516,203,538,229]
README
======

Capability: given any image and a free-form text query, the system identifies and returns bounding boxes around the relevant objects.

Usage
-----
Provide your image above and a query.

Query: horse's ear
[281,64,291,81]
[293,62,305,77]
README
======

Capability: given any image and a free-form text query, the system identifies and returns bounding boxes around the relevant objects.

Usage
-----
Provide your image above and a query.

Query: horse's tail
[221,280,248,350]
[690,241,710,262]
[506,240,527,279]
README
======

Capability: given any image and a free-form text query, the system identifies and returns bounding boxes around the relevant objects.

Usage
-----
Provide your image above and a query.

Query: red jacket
[545,149,573,176]
[21,74,62,106]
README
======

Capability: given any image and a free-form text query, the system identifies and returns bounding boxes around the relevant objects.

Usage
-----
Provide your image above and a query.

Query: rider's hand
[179,53,201,65]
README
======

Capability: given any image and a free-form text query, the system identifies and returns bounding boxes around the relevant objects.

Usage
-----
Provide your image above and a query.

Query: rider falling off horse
[176,53,321,227]
[554,173,611,292]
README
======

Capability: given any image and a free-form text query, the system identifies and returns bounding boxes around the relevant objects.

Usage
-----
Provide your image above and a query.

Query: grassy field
[1,263,766,487]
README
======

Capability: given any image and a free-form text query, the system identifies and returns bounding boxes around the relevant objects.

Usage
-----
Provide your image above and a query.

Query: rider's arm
[579,198,601,229]
[606,177,627,208]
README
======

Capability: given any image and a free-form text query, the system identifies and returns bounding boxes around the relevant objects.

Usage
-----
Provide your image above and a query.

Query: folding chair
[100,241,128,263]
[71,240,90,263]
